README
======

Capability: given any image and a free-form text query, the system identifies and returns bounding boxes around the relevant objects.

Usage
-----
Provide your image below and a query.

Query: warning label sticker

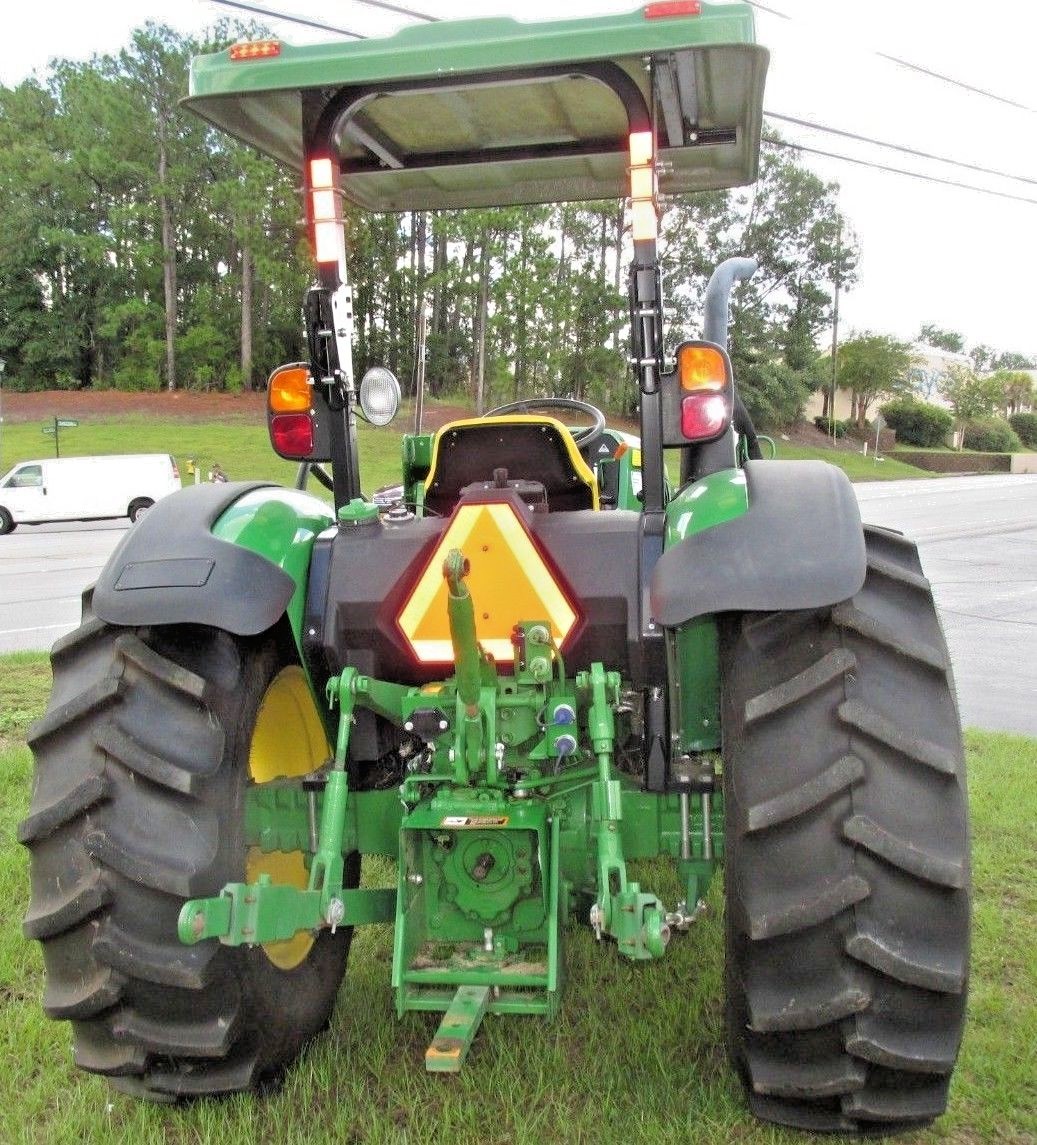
[440,816,509,828]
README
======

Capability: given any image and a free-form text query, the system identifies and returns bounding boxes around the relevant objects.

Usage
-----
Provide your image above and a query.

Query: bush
[881,397,954,447]
[1008,412,1037,448]
[813,415,848,438]
[962,416,1022,453]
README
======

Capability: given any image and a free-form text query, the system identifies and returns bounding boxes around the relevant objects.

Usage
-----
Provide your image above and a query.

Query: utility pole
[830,219,842,441]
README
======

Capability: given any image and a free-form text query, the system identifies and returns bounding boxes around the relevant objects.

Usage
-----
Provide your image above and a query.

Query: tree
[837,333,912,429]
[969,343,995,373]
[660,144,857,427]
[917,323,966,354]
[989,370,1033,417]
[940,364,1003,422]
[993,350,1036,371]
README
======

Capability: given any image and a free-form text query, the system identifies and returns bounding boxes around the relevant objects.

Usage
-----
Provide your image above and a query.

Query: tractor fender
[650,460,866,628]
[92,482,335,638]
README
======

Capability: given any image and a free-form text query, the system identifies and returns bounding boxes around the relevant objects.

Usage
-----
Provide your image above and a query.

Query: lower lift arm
[178,669,395,948]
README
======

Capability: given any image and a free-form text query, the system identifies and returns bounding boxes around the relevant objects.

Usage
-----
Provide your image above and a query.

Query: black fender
[650,460,866,627]
[92,482,297,636]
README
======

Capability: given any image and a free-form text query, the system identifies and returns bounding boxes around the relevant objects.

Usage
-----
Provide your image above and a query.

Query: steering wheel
[483,397,607,455]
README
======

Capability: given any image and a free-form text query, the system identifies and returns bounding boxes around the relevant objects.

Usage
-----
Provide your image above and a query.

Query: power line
[210,0,437,33]
[745,0,1035,114]
[763,134,1037,206]
[876,51,1034,113]
[208,0,364,38]
[766,111,1037,187]
[349,0,438,20]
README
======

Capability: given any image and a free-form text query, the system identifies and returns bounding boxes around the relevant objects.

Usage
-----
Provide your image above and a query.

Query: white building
[906,344,972,410]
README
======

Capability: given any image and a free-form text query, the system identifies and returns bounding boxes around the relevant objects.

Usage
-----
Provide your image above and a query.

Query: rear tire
[0,506,15,534]
[721,525,969,1134]
[128,498,153,524]
[19,599,357,1099]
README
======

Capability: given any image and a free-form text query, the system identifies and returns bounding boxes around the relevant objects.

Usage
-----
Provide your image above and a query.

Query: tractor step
[424,985,492,1073]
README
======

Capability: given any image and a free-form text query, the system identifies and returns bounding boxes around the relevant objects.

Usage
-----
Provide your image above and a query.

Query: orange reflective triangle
[398,501,578,664]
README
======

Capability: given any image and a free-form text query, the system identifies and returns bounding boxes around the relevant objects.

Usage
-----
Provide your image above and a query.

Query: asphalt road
[0,520,128,653]
[855,474,1037,737]
[2,474,1034,734]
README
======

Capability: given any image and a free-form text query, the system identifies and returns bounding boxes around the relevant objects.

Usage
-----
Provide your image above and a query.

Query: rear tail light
[270,413,315,457]
[267,362,330,461]
[661,340,735,446]
[676,343,731,442]
[680,391,729,439]
[170,457,180,480]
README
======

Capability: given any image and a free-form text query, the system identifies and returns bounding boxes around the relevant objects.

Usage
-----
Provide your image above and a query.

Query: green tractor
[20,4,969,1133]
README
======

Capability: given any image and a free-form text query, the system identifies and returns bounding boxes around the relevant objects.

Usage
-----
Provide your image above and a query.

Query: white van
[0,454,181,534]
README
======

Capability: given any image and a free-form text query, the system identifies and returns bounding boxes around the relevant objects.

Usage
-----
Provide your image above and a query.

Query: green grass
[0,413,405,498]
[2,658,1034,1144]
[2,408,936,504]
[773,441,933,481]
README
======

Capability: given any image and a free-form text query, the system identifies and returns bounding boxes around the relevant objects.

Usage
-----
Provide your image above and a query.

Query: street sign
[42,416,77,456]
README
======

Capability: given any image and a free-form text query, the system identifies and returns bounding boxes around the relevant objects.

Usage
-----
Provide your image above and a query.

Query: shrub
[813,415,848,438]
[1008,412,1037,448]
[962,416,1022,453]
[881,397,954,447]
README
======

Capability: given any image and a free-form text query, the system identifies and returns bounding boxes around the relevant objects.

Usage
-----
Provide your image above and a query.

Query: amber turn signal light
[268,364,312,413]
[677,343,728,391]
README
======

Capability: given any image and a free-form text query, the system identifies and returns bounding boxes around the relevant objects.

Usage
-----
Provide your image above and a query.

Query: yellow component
[423,415,599,511]
[247,666,330,970]
[398,500,579,663]
[678,343,728,391]
[268,364,312,413]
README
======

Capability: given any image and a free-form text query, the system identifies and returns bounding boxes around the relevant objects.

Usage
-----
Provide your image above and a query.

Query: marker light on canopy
[309,157,345,266]
[229,40,281,61]
[628,131,658,242]
[643,1,702,18]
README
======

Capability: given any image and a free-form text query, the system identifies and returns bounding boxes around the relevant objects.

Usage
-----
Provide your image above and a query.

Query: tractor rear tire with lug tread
[721,524,969,1135]
[19,596,357,1100]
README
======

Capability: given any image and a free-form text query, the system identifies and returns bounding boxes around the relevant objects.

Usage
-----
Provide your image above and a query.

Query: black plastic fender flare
[650,460,867,628]
[92,482,297,636]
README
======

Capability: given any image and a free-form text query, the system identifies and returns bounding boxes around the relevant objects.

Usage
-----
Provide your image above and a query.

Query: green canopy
[186,4,767,212]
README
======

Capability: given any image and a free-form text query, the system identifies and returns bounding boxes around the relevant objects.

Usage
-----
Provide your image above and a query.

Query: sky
[1,0,1034,361]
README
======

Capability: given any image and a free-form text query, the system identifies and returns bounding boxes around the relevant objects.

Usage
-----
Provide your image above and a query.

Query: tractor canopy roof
[185,3,767,212]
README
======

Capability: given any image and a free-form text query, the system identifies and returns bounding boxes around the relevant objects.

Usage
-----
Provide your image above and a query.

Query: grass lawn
[0,414,405,498]
[1,655,1033,1144]
[1,411,934,506]
[774,441,932,481]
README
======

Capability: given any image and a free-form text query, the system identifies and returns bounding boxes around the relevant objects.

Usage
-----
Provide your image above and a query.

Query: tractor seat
[423,416,599,517]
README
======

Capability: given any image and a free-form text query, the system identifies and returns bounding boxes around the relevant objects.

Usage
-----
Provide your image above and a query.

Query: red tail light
[681,392,730,441]
[270,413,314,457]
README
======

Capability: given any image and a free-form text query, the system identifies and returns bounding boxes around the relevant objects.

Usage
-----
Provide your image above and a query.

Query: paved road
[855,475,1037,737]
[2,474,1035,734]
[0,520,127,653]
